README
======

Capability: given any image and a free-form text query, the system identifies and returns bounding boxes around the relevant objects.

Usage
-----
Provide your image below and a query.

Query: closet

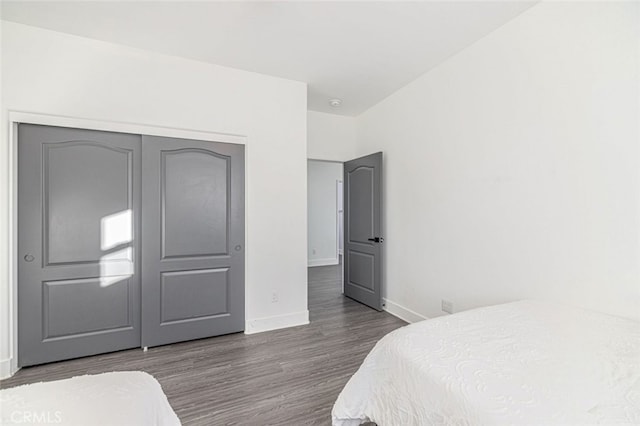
[18,124,245,367]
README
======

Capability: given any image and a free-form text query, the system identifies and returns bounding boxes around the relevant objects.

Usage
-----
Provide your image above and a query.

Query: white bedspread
[1,371,180,425]
[332,300,640,425]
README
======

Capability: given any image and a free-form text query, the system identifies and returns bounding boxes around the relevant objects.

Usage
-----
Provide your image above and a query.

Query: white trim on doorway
[336,179,343,259]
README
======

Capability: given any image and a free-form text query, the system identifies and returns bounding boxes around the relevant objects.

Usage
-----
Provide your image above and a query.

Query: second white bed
[332,300,640,425]
[0,371,180,425]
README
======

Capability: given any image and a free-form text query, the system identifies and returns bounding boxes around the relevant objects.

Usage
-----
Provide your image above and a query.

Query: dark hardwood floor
[0,264,406,425]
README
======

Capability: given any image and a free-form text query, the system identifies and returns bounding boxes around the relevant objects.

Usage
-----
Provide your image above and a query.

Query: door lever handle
[367,237,384,243]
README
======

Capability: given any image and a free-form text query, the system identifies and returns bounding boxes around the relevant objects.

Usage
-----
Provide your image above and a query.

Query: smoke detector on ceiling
[329,98,342,108]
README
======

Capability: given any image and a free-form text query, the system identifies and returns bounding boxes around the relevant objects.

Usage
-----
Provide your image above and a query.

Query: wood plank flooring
[0,264,406,425]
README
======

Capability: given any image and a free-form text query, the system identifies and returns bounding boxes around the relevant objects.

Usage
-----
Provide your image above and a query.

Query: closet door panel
[18,124,142,367]
[142,136,244,347]
[162,149,229,258]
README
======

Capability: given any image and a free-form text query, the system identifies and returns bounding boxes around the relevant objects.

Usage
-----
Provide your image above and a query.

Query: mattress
[332,300,640,425]
[0,371,181,425]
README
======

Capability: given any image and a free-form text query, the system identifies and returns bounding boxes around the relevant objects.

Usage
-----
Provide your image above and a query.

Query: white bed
[0,371,180,425]
[332,300,640,425]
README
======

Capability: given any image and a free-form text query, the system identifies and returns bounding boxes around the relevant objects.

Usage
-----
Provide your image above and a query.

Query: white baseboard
[383,298,429,323]
[244,310,309,334]
[0,357,15,380]
[308,258,339,267]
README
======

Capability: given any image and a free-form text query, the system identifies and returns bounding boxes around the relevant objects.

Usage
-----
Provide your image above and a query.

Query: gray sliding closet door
[18,124,142,367]
[141,136,245,347]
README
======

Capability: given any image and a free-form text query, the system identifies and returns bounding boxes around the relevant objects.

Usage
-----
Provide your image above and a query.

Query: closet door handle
[367,237,384,243]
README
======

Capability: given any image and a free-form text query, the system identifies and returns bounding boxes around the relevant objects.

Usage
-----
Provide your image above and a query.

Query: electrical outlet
[441,299,453,314]
[271,292,279,303]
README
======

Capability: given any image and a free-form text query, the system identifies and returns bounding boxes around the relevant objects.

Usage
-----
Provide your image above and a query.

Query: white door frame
[336,179,343,257]
[3,111,247,378]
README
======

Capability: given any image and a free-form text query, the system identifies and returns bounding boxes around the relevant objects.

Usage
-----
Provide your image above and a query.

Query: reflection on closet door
[18,124,142,367]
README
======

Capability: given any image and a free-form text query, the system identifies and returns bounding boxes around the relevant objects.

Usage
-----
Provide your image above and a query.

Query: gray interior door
[343,152,383,311]
[141,136,245,347]
[18,124,142,367]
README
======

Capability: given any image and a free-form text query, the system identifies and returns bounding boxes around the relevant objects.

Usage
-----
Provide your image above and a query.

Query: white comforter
[332,300,640,425]
[1,371,180,425]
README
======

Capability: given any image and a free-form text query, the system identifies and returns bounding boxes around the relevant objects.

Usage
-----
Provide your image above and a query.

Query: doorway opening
[307,160,343,269]
[307,152,384,322]
[307,159,344,321]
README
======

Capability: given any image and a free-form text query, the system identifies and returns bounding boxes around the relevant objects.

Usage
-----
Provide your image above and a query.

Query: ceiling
[1,1,536,116]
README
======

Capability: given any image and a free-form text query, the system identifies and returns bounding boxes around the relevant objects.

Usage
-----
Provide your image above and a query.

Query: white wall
[356,2,640,321]
[308,160,343,267]
[0,18,7,378]
[308,110,357,162]
[0,22,309,377]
